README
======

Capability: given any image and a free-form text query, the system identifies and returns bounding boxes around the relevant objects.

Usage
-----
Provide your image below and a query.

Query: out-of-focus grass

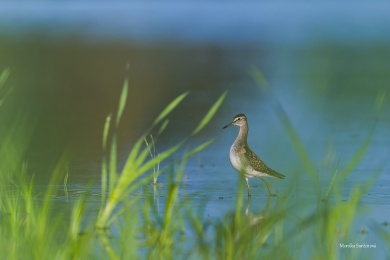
[0,68,229,258]
[95,74,227,229]
[0,68,12,107]
[0,67,387,259]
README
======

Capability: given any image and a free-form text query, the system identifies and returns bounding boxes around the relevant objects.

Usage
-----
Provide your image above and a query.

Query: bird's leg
[245,177,251,197]
[260,178,277,197]
[246,196,251,215]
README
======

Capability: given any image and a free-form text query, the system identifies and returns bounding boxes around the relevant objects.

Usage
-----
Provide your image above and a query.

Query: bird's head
[223,114,247,129]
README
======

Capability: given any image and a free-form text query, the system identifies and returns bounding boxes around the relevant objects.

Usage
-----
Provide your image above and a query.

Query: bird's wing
[245,145,285,179]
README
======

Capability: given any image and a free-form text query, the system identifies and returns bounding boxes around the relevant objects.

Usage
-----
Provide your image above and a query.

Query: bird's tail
[269,169,285,179]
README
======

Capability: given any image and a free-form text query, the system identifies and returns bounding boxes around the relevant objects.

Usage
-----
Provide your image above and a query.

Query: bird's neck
[234,124,248,147]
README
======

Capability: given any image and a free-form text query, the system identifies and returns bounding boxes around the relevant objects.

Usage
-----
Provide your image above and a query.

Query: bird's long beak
[222,122,233,129]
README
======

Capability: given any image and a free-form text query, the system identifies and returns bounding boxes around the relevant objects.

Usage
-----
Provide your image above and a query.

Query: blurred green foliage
[0,68,387,259]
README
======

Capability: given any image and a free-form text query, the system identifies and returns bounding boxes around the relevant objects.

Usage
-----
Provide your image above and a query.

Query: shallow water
[0,2,389,257]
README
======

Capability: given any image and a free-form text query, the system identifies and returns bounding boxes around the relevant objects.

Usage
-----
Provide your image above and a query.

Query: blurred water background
[0,2,389,257]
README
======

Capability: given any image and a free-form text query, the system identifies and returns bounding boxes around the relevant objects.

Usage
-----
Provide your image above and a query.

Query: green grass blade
[109,134,118,192]
[0,68,12,107]
[122,137,146,173]
[102,115,112,150]
[118,168,158,200]
[0,68,10,89]
[137,141,184,175]
[160,159,187,249]
[277,105,316,177]
[324,159,339,200]
[337,132,373,182]
[375,90,386,114]
[192,91,228,136]
[97,87,225,229]
[0,88,13,107]
[109,77,128,192]
[64,168,69,199]
[158,119,170,135]
[183,139,215,161]
[251,67,269,91]
[98,140,183,228]
[134,144,154,170]
[100,115,112,215]
[153,91,189,126]
[106,196,140,227]
[115,78,128,126]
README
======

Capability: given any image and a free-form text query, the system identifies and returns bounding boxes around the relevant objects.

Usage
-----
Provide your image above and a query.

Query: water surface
[0,2,389,257]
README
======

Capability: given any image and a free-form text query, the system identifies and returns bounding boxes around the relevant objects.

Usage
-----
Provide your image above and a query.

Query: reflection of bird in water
[245,196,271,226]
[213,195,274,250]
[223,114,285,196]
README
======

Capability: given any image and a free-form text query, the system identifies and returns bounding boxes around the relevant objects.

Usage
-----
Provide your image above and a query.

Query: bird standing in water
[223,114,285,196]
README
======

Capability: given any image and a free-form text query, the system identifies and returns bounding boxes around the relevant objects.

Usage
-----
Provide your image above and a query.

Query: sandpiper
[223,113,285,196]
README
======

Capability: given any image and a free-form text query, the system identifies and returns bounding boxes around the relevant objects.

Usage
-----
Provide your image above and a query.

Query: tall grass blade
[109,78,128,191]
[252,67,318,189]
[0,68,10,89]
[337,132,372,181]
[137,141,184,175]
[153,91,189,126]
[41,152,70,215]
[109,134,118,192]
[324,159,339,200]
[123,137,145,172]
[0,68,12,107]
[251,66,269,91]
[64,168,69,200]
[375,90,386,114]
[0,88,13,107]
[102,115,112,151]
[277,104,317,179]
[100,115,112,216]
[134,143,156,170]
[192,91,228,136]
[97,140,184,227]
[115,78,128,126]
[144,134,160,184]
[157,159,188,258]
[158,119,169,135]
[182,139,215,161]
[97,82,227,231]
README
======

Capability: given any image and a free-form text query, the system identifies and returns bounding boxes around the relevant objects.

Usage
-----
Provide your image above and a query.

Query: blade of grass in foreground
[251,67,269,91]
[324,159,339,200]
[123,92,189,172]
[115,78,128,127]
[191,91,228,136]
[276,104,317,179]
[109,78,129,192]
[144,141,213,258]
[99,115,112,218]
[0,68,10,89]
[153,92,189,127]
[96,85,227,228]
[0,68,13,107]
[251,69,324,195]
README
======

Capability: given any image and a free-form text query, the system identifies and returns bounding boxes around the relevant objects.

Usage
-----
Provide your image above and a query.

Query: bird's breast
[229,144,247,172]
